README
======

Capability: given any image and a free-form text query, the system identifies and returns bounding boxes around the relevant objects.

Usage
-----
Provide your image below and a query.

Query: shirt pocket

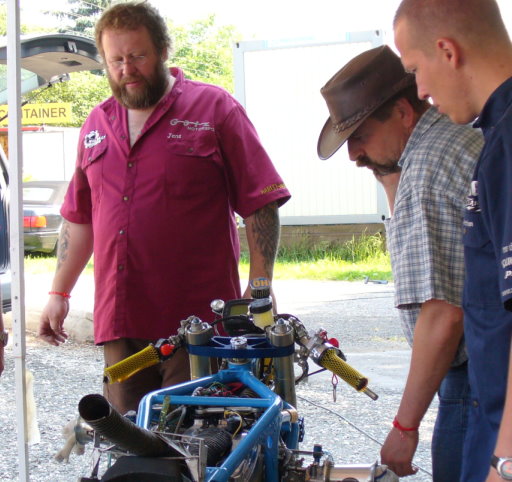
[80,139,108,203]
[462,211,490,249]
[165,136,221,199]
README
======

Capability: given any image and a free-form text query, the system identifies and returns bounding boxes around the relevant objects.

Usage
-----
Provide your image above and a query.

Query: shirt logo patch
[465,180,480,213]
[84,130,106,149]
[170,118,215,132]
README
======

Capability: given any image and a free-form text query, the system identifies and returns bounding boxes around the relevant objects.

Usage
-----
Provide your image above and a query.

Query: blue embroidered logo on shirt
[84,130,106,149]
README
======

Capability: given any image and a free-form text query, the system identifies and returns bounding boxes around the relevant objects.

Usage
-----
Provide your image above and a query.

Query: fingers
[38,328,68,346]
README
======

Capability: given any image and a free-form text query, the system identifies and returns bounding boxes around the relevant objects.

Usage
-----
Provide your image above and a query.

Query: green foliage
[0,4,41,35]
[7,11,240,126]
[29,71,111,126]
[239,234,393,282]
[47,0,112,37]
[277,232,387,263]
[169,15,240,93]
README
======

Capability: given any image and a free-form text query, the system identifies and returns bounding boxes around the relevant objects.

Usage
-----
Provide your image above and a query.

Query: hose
[78,394,172,457]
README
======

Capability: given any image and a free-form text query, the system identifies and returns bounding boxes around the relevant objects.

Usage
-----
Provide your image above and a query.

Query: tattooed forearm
[248,202,280,275]
[56,221,70,271]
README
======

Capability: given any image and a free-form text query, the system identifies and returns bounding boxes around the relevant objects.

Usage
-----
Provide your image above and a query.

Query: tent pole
[7,0,29,480]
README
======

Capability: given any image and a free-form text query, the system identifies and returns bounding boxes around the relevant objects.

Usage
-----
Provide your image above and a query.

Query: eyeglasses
[107,55,147,70]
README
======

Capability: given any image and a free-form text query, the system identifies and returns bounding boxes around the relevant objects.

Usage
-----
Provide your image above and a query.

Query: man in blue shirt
[394,1,512,481]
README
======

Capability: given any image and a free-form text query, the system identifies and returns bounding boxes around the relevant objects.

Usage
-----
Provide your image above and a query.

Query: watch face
[499,459,512,480]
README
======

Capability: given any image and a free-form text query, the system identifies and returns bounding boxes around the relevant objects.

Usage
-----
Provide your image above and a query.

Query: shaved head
[394,0,509,53]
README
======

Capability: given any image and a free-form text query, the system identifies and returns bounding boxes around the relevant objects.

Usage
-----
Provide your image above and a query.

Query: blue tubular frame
[136,361,299,482]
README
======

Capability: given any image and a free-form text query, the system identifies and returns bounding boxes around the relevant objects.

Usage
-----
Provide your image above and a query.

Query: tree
[169,15,240,93]
[0,4,43,35]
[1,8,240,126]
[47,0,112,37]
[29,71,110,127]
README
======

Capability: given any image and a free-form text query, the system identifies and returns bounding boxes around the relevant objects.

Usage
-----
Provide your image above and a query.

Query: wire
[296,395,433,478]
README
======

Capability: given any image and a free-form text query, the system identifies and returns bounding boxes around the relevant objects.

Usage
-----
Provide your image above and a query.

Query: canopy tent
[4,5,102,478]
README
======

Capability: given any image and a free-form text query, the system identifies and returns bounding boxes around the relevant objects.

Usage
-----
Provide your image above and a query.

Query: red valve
[159,344,175,357]
[328,337,339,348]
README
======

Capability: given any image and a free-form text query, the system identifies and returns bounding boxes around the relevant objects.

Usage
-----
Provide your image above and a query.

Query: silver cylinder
[185,317,213,379]
[269,318,296,408]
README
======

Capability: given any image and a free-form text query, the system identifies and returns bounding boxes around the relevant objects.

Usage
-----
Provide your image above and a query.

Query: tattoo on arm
[249,202,280,275]
[56,221,70,271]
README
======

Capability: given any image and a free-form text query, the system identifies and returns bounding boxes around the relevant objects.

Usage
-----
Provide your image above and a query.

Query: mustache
[356,156,401,176]
[120,76,142,86]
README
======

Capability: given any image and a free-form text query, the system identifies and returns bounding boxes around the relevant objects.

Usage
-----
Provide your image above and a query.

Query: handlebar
[104,344,163,384]
[318,348,378,400]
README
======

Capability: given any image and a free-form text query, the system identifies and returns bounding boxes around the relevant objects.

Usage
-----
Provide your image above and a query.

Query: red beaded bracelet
[393,417,419,432]
[48,291,71,299]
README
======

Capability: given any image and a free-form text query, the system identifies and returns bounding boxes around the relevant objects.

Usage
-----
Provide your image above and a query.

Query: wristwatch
[492,455,512,480]
[0,330,7,347]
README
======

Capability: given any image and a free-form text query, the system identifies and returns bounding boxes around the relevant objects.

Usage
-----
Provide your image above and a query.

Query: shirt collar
[399,106,442,167]
[473,76,512,130]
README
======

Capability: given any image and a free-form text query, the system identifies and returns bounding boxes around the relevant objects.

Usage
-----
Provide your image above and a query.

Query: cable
[296,394,433,478]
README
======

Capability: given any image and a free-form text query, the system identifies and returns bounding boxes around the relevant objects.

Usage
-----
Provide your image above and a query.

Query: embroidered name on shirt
[170,118,215,132]
[84,130,106,148]
[261,183,286,194]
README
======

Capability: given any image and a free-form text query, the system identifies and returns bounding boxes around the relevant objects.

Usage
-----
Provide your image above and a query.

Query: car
[23,180,69,255]
[0,33,101,313]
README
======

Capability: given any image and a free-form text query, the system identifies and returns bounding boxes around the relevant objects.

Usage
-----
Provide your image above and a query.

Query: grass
[24,234,392,282]
[242,233,392,282]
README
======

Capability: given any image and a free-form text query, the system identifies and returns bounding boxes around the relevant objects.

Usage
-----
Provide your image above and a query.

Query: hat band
[333,102,379,133]
[332,76,415,133]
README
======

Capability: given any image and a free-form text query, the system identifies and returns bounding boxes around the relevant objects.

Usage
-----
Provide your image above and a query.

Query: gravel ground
[0,278,435,481]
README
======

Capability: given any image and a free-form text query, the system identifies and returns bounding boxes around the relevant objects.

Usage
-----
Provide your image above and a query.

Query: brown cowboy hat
[317,45,416,160]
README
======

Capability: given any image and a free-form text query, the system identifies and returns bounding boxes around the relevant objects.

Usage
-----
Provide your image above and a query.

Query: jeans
[431,361,470,482]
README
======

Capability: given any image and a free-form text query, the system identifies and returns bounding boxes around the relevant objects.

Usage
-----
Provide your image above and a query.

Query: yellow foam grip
[104,345,161,384]
[320,349,368,392]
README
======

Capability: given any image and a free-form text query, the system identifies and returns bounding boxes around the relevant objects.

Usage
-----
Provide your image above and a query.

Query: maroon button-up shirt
[62,68,290,344]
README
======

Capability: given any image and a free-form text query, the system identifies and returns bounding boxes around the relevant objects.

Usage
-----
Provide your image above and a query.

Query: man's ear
[394,97,415,129]
[161,46,169,62]
[436,38,463,68]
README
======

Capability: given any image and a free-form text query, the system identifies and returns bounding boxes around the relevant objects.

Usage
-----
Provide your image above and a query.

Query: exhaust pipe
[78,394,172,457]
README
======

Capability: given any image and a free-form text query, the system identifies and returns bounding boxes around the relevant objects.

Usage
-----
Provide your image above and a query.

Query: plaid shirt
[386,107,483,366]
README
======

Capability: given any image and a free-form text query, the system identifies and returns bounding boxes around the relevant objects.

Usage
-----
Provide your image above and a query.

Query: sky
[18,0,512,48]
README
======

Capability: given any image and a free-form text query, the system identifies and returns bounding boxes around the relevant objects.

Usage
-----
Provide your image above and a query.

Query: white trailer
[234,31,389,226]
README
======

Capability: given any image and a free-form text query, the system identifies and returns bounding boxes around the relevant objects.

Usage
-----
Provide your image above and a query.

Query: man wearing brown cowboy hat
[318,45,483,481]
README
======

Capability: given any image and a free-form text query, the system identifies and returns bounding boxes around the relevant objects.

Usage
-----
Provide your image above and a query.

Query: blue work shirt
[462,76,512,482]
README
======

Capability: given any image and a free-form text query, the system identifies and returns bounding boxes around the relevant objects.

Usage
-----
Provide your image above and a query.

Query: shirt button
[127,162,134,168]
[123,196,129,201]
[188,147,194,153]
[121,135,126,140]
[119,229,125,235]
[118,264,124,271]
[472,400,479,408]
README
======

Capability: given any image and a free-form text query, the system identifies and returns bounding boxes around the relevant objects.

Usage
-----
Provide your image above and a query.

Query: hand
[38,296,70,346]
[380,427,419,477]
